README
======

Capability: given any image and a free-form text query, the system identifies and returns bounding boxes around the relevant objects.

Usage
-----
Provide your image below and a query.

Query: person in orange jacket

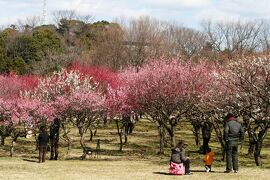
[203,147,214,172]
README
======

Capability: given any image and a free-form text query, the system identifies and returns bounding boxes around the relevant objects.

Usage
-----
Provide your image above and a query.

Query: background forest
[1,10,270,75]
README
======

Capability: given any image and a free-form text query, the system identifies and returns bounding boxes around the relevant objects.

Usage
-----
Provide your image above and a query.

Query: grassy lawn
[1,119,270,179]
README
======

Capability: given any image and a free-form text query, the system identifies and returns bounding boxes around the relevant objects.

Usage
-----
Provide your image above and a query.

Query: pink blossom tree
[53,90,105,153]
[0,74,39,156]
[114,58,217,154]
[105,83,134,151]
[196,66,230,160]
[22,67,106,156]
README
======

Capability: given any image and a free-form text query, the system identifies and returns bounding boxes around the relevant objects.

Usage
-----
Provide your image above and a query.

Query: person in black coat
[201,121,212,154]
[37,125,49,163]
[49,118,60,160]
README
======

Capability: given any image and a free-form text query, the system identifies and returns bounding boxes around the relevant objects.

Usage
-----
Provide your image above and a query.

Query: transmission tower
[42,0,47,24]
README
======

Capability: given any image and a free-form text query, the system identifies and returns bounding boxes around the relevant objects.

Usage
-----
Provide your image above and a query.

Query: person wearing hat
[170,140,191,175]
[223,113,244,173]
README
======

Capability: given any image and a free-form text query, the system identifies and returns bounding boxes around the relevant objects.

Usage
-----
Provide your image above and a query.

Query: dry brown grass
[0,119,270,179]
[0,158,270,180]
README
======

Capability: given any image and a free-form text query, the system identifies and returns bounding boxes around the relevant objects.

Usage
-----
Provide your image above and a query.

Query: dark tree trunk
[192,124,200,146]
[123,123,128,144]
[0,135,5,145]
[247,131,255,155]
[78,127,85,150]
[61,124,72,156]
[103,116,108,125]
[34,134,38,150]
[251,122,269,166]
[253,127,268,166]
[166,124,176,148]
[211,118,226,160]
[158,124,165,155]
[116,120,123,151]
[89,129,94,141]
[89,128,98,142]
[254,140,263,166]
[124,133,128,144]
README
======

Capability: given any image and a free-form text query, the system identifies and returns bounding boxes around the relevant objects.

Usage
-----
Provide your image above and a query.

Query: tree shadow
[22,158,38,163]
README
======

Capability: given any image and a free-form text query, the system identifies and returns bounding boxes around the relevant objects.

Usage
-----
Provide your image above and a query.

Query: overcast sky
[1,0,270,29]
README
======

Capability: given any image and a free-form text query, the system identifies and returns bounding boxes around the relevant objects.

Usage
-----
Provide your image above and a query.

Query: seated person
[170,140,191,175]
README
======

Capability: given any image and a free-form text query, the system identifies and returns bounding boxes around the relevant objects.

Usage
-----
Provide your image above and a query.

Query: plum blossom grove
[22,68,107,151]
[112,59,219,154]
[0,56,269,165]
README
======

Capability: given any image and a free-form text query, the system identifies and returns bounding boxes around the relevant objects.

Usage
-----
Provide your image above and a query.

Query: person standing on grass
[37,125,49,163]
[203,147,214,172]
[49,118,60,160]
[224,113,244,173]
[201,120,212,154]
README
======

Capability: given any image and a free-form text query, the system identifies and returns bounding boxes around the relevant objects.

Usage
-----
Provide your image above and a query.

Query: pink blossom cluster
[106,58,218,118]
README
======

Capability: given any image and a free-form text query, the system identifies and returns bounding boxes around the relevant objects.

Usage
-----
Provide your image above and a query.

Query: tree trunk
[10,140,16,157]
[192,124,200,146]
[124,135,128,144]
[89,129,93,141]
[61,124,72,157]
[252,123,269,166]
[211,119,226,160]
[123,123,128,144]
[167,124,176,148]
[158,124,165,155]
[116,120,123,151]
[254,140,263,166]
[103,116,108,125]
[0,135,5,145]
[79,128,85,150]
[247,131,255,155]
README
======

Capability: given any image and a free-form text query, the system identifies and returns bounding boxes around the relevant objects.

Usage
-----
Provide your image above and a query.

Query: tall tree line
[1,10,270,74]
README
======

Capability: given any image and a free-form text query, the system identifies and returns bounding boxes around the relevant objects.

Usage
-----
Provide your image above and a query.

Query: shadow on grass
[155,170,227,176]
[22,158,38,163]
[190,169,225,173]
[153,172,174,176]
